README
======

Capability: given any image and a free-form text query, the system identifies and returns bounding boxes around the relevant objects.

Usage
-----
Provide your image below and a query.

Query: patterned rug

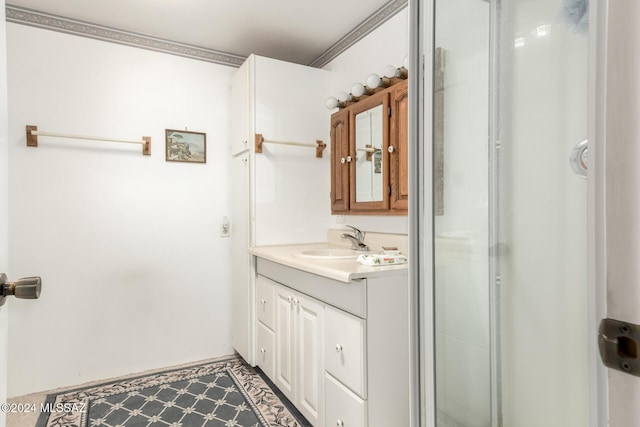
[36,355,309,427]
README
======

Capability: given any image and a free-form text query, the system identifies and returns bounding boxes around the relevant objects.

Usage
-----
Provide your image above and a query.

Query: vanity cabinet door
[297,294,325,426]
[274,285,296,403]
[273,284,325,426]
[331,109,350,212]
[390,80,409,212]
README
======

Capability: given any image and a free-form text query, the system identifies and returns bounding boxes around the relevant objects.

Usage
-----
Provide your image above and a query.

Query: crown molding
[6,1,407,69]
[5,4,247,67]
[308,0,408,68]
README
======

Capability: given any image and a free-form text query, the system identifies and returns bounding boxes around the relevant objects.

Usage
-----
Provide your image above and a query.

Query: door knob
[0,273,42,306]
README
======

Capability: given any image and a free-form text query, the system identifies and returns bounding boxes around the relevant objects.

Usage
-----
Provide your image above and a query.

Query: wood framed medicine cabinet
[330,79,408,215]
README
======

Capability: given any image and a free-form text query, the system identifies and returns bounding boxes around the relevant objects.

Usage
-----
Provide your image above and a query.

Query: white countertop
[249,242,409,283]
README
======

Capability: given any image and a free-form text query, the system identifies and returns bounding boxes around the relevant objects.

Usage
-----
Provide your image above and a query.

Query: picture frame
[165,129,206,163]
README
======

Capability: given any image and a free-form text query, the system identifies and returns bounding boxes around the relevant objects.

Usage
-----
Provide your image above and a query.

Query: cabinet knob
[293,298,299,305]
[242,139,247,146]
[335,344,343,353]
[388,146,395,153]
[287,296,293,303]
[341,157,346,164]
[260,299,266,305]
[346,156,352,162]
[260,348,266,354]
[336,419,344,427]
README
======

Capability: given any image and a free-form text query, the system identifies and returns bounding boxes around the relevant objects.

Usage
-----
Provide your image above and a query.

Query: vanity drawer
[325,373,367,427]
[324,305,367,398]
[256,322,275,381]
[256,275,276,330]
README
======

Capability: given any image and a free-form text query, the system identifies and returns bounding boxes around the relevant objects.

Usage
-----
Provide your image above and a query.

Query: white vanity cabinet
[252,256,409,427]
[256,274,325,426]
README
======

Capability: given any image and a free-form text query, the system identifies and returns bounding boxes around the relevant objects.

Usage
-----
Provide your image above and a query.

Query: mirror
[354,104,384,202]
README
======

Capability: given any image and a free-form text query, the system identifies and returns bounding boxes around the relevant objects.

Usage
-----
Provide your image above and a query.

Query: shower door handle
[598,318,640,377]
[570,138,588,178]
[0,273,42,306]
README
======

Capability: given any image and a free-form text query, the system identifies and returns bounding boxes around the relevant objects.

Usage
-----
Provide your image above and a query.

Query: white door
[593,1,640,425]
[1,2,10,425]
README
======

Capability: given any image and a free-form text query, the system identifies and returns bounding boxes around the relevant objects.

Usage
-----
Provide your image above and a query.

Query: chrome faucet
[341,225,370,251]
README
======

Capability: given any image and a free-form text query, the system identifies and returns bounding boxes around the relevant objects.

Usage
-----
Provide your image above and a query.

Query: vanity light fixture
[337,91,353,103]
[383,64,408,80]
[351,82,366,97]
[327,62,408,109]
[325,96,340,109]
[351,82,374,98]
[383,64,400,79]
[366,73,390,89]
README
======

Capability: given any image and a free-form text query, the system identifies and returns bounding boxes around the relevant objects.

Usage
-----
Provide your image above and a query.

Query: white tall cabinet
[230,55,331,365]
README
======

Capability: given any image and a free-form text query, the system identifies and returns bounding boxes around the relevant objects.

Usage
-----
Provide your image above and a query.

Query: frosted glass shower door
[432,0,492,425]
[431,0,590,426]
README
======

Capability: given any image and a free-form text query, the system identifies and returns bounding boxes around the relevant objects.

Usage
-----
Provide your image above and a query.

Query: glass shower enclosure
[425,0,591,425]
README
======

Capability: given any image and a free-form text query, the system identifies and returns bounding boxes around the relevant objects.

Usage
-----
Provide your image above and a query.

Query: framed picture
[165,129,206,163]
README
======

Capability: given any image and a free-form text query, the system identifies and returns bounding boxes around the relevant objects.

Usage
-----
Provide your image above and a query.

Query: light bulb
[383,64,399,78]
[366,73,382,89]
[351,83,365,97]
[337,91,352,103]
[325,96,339,109]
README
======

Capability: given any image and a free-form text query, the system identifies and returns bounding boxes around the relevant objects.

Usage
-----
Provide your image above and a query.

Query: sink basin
[295,248,362,260]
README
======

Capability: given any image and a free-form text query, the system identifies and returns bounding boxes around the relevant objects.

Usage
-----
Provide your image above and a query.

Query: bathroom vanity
[249,242,410,427]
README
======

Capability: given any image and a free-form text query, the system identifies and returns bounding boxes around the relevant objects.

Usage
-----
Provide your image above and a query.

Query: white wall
[7,24,236,396]
[323,9,409,234]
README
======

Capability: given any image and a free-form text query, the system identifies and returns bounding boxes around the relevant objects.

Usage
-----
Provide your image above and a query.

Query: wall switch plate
[220,216,231,237]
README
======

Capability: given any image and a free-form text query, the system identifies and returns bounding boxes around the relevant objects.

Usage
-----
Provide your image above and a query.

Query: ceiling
[5,0,406,66]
